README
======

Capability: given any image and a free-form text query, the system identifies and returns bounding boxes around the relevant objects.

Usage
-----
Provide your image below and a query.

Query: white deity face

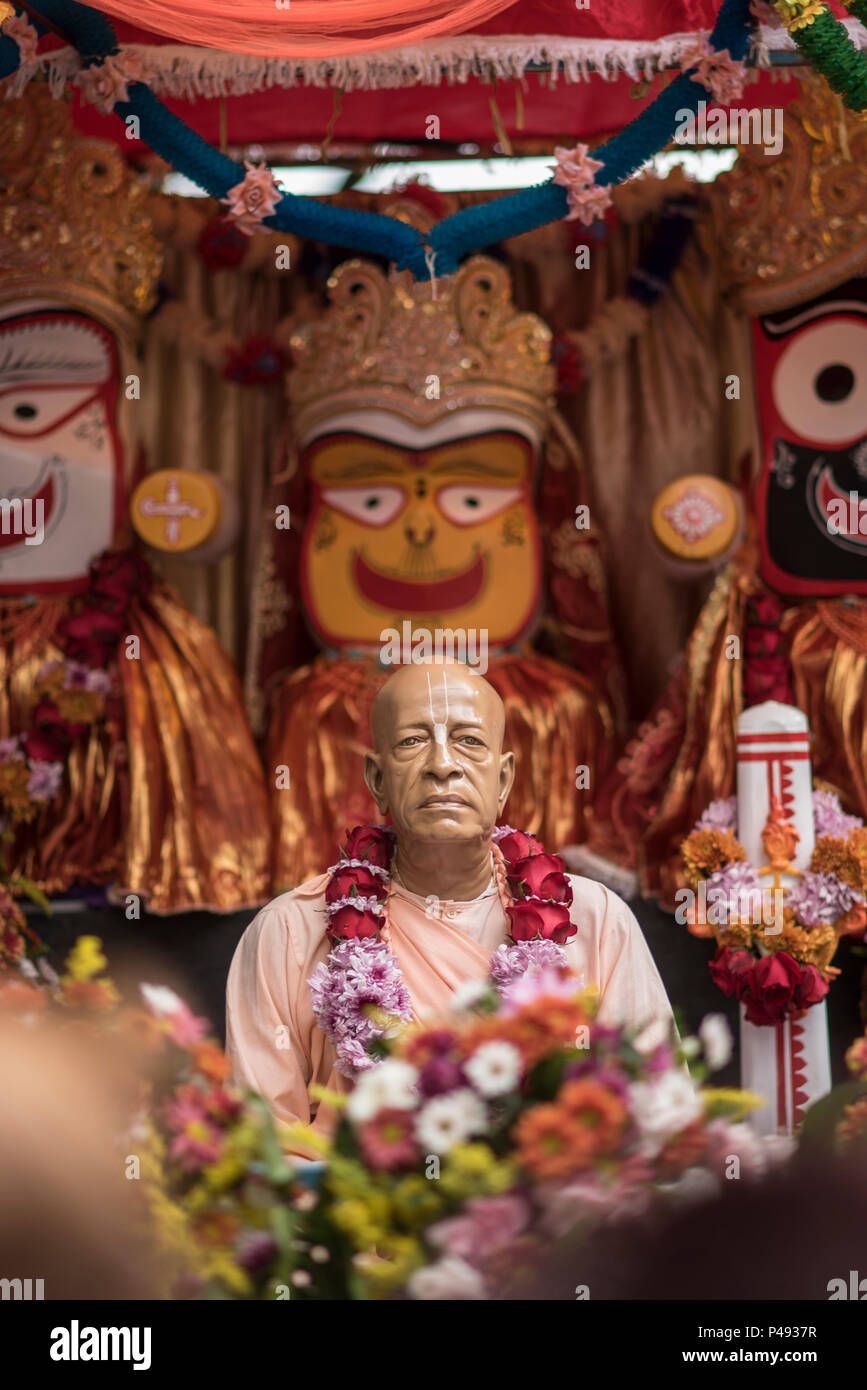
[0,307,122,594]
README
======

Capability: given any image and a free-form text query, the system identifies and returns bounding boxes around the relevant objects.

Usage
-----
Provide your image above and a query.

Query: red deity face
[0,309,124,595]
[752,276,867,596]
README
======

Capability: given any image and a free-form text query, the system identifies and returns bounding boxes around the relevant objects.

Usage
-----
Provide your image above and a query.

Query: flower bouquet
[0,931,795,1300]
[680,790,867,1027]
[148,973,785,1301]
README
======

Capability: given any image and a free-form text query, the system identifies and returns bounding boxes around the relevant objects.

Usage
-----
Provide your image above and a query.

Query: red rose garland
[310,823,578,1074]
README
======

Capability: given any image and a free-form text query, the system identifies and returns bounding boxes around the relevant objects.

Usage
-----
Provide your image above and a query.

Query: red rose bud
[742,951,802,1025]
[496,830,544,865]
[326,904,382,941]
[326,865,388,903]
[792,962,829,1011]
[508,852,573,905]
[341,825,394,869]
[507,900,575,945]
[708,946,754,999]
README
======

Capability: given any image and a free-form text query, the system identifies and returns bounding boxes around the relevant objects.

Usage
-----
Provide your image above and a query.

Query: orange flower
[656,1119,708,1179]
[812,834,867,895]
[682,829,744,887]
[558,1079,628,1154]
[515,1101,601,1180]
[192,1040,230,1084]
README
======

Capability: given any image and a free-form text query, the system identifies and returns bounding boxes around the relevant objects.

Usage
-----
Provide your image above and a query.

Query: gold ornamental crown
[0,83,161,334]
[288,254,556,442]
[714,73,867,314]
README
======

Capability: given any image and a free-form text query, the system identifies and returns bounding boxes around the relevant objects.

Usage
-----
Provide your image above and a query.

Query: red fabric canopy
[34,1,810,152]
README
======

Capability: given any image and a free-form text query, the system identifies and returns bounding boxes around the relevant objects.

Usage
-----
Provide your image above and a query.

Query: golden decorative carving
[715,72,867,314]
[288,255,555,442]
[0,84,161,333]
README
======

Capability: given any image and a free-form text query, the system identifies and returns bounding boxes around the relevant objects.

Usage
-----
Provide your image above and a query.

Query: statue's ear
[363,752,388,813]
[498,750,516,813]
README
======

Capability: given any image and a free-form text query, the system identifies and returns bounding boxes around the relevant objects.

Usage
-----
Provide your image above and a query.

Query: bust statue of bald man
[226,663,673,1143]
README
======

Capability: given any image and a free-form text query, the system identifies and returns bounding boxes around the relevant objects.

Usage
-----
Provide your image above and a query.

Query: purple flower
[788,871,862,928]
[27,759,63,801]
[489,938,569,989]
[418,1055,466,1097]
[812,790,863,840]
[0,736,23,764]
[694,797,737,835]
[707,861,763,925]
[309,938,413,1077]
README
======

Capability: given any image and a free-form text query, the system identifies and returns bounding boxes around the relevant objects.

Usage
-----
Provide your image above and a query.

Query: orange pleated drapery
[84,0,520,57]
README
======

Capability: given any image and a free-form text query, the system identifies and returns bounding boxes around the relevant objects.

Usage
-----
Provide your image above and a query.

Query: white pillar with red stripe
[736,701,831,1136]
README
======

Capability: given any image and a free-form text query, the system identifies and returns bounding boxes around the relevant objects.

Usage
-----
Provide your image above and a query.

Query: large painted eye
[320,485,406,526]
[0,386,97,437]
[437,484,522,525]
[772,318,867,446]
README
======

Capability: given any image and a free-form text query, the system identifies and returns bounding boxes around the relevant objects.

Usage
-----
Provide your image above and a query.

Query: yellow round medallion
[651,475,740,562]
[130,470,221,552]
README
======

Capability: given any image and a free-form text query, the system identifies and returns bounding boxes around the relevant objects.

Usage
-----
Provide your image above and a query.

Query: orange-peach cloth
[226,871,674,1145]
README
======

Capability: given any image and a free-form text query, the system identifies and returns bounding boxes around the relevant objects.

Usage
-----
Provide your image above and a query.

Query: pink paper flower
[75,53,148,114]
[680,40,746,106]
[552,145,613,226]
[222,161,283,237]
[5,15,38,65]
[428,1193,530,1265]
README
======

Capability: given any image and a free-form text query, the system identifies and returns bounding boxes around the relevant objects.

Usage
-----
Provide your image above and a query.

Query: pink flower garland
[222,161,283,237]
[679,39,747,105]
[309,824,578,1075]
[551,145,613,227]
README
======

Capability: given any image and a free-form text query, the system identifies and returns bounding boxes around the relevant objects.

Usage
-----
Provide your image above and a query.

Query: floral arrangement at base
[0,934,794,1300]
[680,790,867,1026]
[150,972,787,1301]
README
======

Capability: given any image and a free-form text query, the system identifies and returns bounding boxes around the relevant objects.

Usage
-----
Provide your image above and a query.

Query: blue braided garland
[1,0,754,279]
[428,0,754,270]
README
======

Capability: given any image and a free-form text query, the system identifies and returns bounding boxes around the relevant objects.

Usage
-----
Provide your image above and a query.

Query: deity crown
[0,84,161,334]
[287,252,556,443]
[714,72,867,314]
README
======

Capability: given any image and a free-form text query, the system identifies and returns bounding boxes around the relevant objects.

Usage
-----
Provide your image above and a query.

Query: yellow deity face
[300,423,543,649]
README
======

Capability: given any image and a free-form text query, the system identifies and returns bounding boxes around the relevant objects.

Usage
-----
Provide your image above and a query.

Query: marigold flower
[514,1101,602,1180]
[682,829,745,886]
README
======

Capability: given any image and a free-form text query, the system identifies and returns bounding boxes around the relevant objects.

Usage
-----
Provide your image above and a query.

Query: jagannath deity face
[299,409,543,649]
[0,306,124,595]
[753,275,867,596]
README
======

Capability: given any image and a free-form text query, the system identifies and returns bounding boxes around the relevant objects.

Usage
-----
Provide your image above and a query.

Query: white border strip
[10,24,867,101]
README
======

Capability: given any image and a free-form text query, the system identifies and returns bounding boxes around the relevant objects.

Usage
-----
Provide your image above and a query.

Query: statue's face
[365,664,514,847]
[300,420,542,649]
[0,310,122,594]
[753,276,867,596]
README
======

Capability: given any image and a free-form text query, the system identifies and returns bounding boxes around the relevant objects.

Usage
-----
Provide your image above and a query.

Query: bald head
[370,661,506,754]
[364,661,514,847]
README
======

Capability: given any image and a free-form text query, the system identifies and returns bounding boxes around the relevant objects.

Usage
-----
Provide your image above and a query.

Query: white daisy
[464,1041,522,1097]
[628,1071,704,1155]
[407,1256,487,1301]
[345,1058,419,1124]
[414,1089,487,1155]
[699,1013,733,1071]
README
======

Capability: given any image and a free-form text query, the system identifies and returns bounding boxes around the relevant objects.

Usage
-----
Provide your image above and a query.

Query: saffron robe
[225,872,674,1150]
